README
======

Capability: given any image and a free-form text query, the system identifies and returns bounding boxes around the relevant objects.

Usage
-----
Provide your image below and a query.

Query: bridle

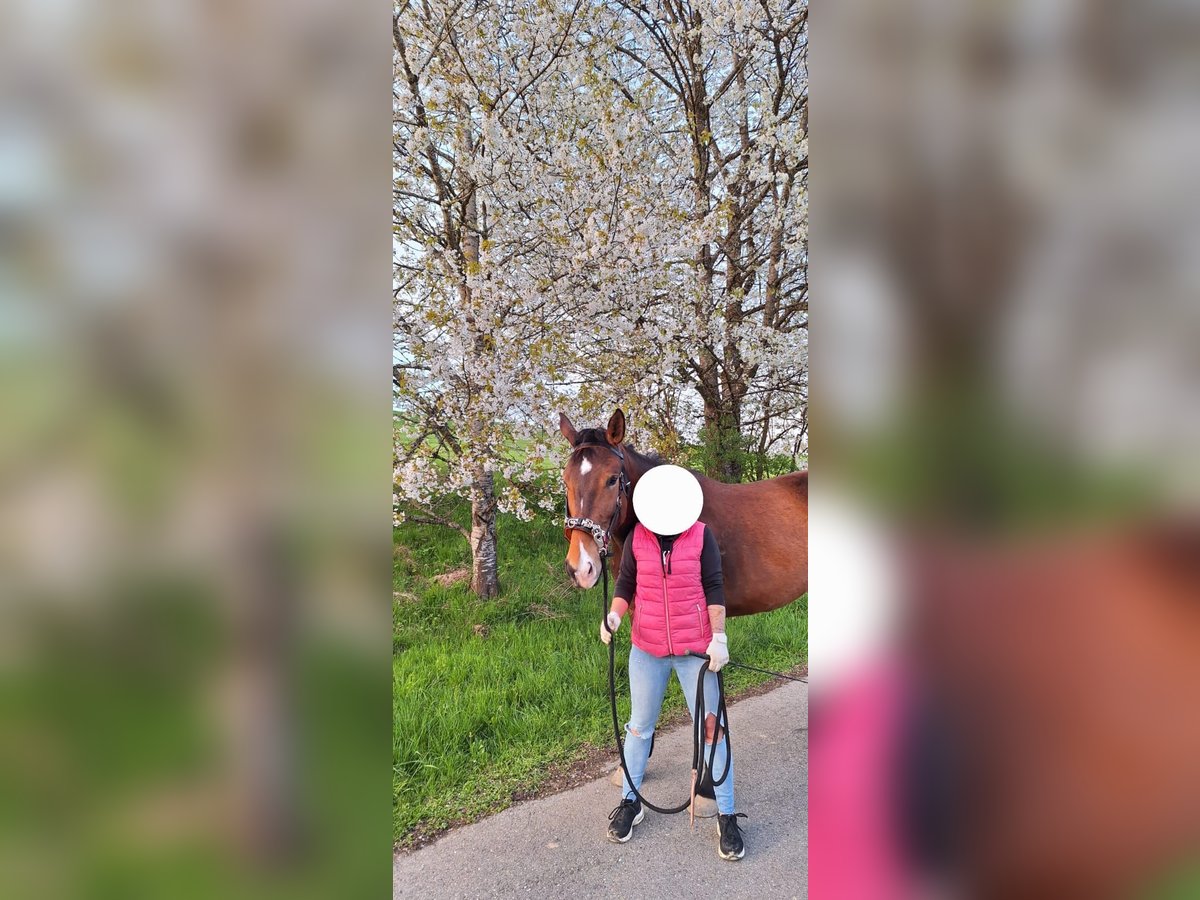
[563,442,631,559]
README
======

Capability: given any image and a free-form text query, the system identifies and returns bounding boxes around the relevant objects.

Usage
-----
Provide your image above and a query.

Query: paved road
[394,681,808,899]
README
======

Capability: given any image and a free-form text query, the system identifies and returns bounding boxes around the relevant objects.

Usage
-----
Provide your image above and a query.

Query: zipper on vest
[661,550,673,656]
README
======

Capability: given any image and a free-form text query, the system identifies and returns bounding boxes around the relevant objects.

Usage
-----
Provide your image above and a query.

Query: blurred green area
[0,361,390,899]
[1,580,387,900]
[830,387,1160,534]
[1146,864,1200,900]
[0,0,391,887]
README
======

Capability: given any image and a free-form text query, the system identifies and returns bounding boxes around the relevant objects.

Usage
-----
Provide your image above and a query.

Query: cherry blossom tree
[590,0,809,481]
[393,0,808,596]
[393,0,595,597]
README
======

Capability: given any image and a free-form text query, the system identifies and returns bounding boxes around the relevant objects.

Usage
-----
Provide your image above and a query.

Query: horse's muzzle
[565,557,597,588]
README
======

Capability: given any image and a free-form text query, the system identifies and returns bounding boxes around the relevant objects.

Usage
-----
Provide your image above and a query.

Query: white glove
[600,611,622,644]
[705,633,729,671]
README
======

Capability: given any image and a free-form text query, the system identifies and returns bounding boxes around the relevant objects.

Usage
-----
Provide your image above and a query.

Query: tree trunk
[451,96,501,600]
[756,398,772,481]
[697,387,744,482]
[469,466,500,598]
[677,14,750,486]
[717,406,744,483]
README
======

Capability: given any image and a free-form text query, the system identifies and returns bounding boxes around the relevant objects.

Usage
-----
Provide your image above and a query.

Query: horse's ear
[606,409,626,446]
[559,413,578,445]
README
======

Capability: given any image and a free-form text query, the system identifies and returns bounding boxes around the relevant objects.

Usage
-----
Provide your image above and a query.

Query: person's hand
[705,633,729,671]
[600,611,622,644]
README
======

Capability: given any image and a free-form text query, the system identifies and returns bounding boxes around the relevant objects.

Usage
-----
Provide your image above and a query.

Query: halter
[563,442,631,558]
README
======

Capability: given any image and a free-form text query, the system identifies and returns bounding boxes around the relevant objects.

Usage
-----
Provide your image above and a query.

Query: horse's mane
[571,427,611,448]
[625,444,664,468]
[572,430,664,468]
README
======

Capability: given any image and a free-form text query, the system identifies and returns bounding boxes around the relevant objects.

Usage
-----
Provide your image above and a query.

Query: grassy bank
[393,503,807,847]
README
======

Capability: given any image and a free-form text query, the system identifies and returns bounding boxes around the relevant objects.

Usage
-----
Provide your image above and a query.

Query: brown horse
[560,409,808,614]
[894,523,1200,898]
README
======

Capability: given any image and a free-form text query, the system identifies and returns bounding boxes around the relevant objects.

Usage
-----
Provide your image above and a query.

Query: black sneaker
[717,813,747,860]
[607,798,644,843]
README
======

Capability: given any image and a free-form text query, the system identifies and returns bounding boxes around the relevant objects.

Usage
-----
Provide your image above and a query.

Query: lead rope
[600,554,731,826]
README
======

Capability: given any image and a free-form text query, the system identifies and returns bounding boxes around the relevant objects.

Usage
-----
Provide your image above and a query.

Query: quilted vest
[630,520,712,657]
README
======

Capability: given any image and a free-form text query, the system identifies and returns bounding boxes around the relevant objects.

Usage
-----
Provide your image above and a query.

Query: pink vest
[630,521,712,657]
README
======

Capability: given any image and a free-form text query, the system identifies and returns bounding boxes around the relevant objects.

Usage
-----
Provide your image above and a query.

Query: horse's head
[560,408,630,589]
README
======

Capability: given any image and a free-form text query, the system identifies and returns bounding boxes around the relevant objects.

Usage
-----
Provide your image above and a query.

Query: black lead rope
[600,554,731,817]
[723,661,808,683]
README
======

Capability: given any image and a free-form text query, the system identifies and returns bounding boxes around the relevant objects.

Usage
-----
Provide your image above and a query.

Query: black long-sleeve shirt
[614,527,726,607]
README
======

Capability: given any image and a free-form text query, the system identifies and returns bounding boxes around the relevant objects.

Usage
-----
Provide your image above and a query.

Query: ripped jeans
[620,643,735,814]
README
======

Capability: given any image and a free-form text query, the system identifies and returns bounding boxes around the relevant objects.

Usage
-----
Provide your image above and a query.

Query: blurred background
[0,0,388,897]
[811,0,1200,897]
[3,0,1199,896]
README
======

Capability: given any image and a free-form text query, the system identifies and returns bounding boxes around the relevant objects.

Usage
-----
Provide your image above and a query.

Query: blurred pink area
[810,659,914,900]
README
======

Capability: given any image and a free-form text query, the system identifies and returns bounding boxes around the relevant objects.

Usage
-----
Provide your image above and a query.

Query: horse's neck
[623,445,661,484]
[621,451,653,509]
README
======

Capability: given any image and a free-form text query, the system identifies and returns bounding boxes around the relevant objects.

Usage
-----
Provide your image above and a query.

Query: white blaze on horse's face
[575,541,600,589]
[566,525,602,589]
[564,452,607,589]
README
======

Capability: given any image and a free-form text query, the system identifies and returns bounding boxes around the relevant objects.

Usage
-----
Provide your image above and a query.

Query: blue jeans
[620,644,735,814]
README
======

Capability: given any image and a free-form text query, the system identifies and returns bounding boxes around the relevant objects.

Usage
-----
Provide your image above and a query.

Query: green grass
[393,501,807,846]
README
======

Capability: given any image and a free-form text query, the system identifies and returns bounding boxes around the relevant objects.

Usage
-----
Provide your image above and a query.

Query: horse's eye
[607,475,618,487]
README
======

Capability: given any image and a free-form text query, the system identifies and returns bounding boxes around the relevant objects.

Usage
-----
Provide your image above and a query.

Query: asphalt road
[394,680,808,899]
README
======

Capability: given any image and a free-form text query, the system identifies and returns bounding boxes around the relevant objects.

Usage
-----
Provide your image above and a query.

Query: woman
[600,464,746,861]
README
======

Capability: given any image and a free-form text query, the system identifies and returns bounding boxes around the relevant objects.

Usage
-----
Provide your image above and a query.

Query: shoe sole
[607,808,645,843]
